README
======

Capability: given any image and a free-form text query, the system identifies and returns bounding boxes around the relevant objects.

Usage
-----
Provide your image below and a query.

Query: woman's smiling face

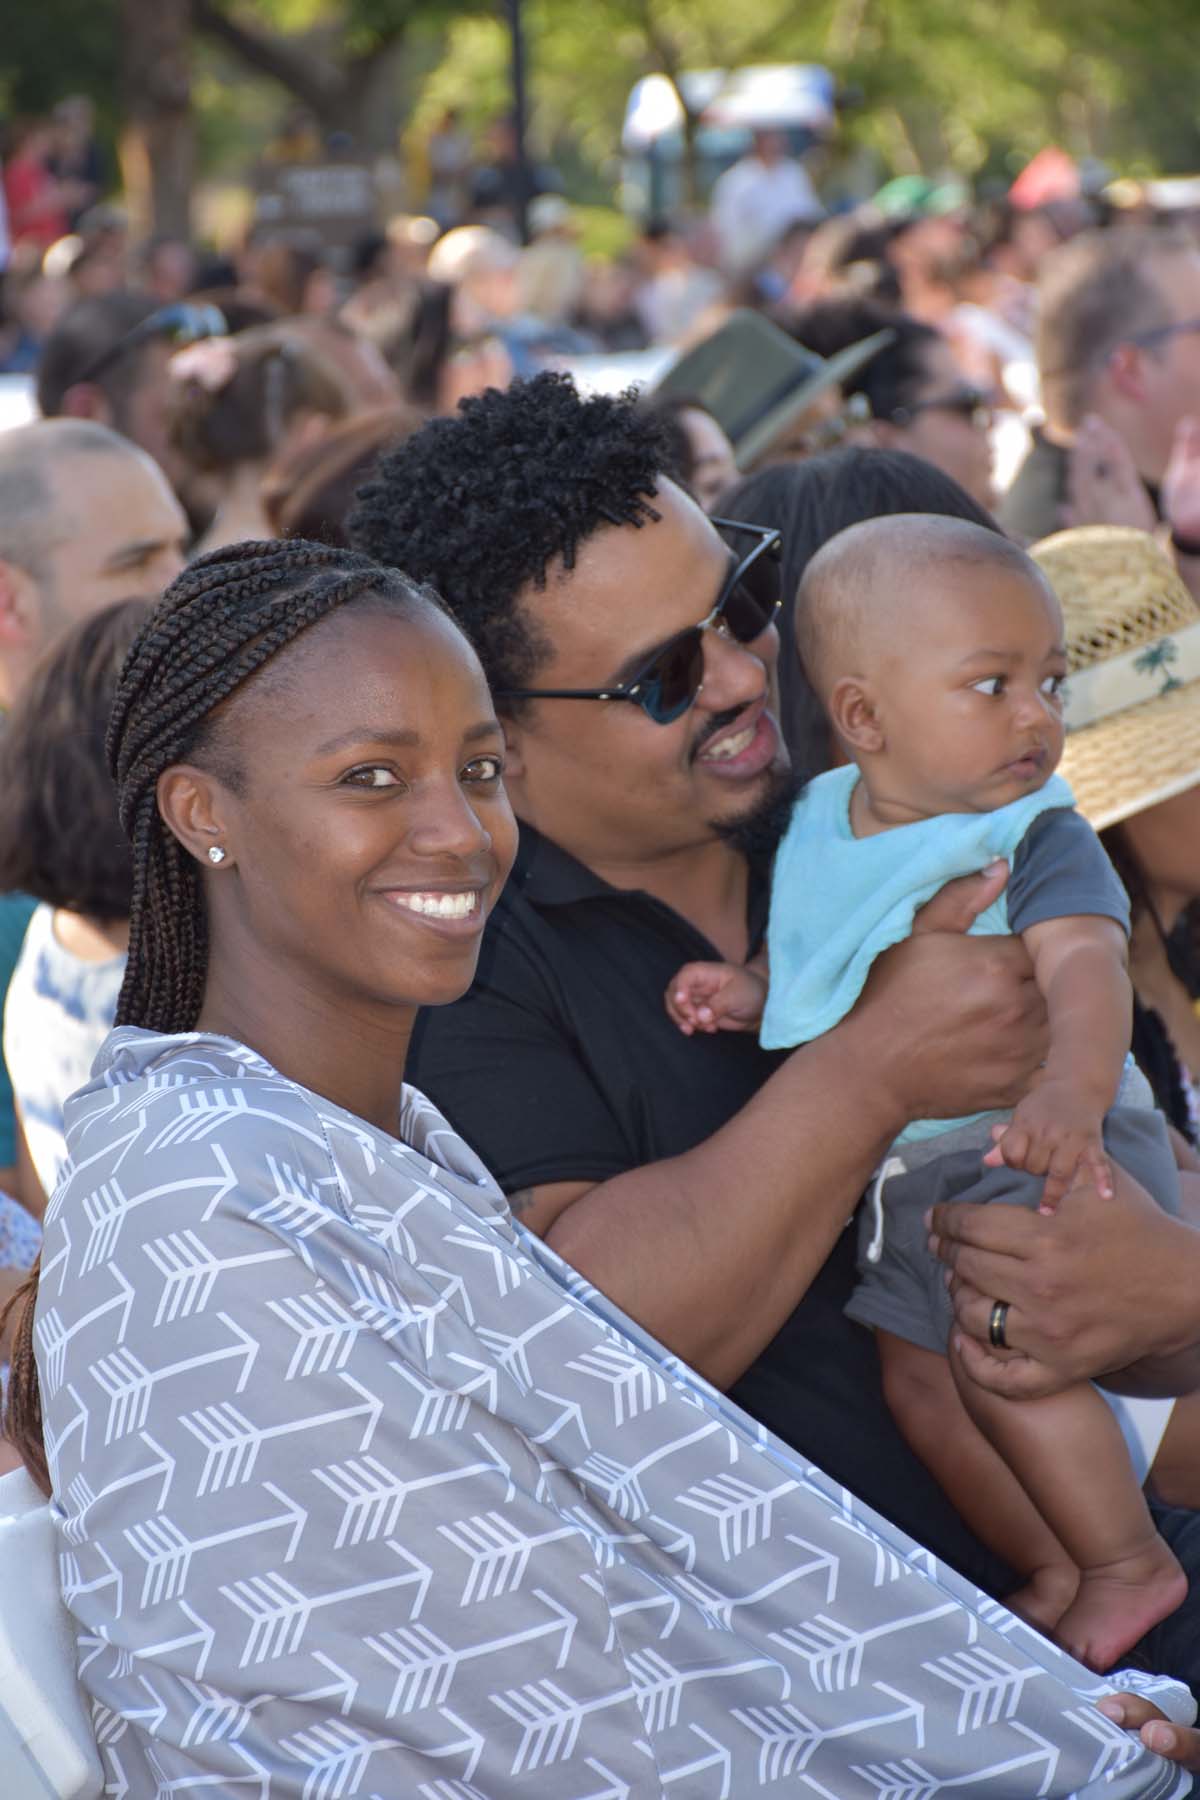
[190,598,518,1020]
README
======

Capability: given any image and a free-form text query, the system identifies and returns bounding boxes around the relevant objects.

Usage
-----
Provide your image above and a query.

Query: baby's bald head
[795,513,1050,702]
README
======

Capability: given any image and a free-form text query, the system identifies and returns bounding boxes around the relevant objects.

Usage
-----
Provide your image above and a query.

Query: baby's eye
[462,754,504,784]
[1041,673,1066,699]
[343,765,400,789]
[971,675,1004,697]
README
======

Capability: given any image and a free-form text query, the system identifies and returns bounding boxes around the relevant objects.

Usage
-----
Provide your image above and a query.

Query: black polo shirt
[407,821,1015,1595]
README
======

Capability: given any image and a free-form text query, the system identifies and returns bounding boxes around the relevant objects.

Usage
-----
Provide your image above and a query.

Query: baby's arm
[984,914,1131,1208]
[666,950,769,1036]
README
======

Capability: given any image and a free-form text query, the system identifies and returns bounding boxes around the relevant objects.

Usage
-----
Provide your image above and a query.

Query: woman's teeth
[391,892,479,917]
[704,723,756,761]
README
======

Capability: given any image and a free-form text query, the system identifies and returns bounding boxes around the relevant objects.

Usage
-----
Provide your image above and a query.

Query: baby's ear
[828,675,884,755]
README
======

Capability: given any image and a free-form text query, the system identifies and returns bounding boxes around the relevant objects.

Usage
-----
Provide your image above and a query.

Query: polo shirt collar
[510,819,773,949]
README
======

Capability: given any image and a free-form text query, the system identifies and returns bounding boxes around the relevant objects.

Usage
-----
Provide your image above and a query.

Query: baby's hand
[666,961,768,1036]
[982,1078,1112,1212]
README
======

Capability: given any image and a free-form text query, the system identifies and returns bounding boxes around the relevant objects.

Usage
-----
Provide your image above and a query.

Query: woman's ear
[156,765,235,868]
[827,675,885,755]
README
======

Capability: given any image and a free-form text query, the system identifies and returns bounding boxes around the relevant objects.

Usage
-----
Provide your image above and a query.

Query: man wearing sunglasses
[350,373,1053,1594]
[36,293,227,505]
[1001,226,1200,549]
[353,375,1200,1687]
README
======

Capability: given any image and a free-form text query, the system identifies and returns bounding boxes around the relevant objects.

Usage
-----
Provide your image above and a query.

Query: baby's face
[864,564,1067,816]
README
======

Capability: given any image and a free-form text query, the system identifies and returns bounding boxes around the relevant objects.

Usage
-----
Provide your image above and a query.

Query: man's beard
[711,764,803,861]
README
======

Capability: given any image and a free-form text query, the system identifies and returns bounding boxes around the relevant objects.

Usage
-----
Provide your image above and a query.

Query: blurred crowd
[8,73,1200,1790]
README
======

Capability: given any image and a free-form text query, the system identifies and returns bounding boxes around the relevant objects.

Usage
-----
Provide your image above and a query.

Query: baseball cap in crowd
[654,309,894,471]
[1032,525,1200,830]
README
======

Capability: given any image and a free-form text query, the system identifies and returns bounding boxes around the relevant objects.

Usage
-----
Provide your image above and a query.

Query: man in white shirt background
[711,127,823,275]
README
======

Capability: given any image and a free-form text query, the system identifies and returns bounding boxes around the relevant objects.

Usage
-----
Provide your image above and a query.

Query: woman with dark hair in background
[636,391,738,512]
[793,294,997,510]
[0,599,147,1212]
[167,322,352,553]
[0,597,147,1474]
[717,444,1002,779]
[261,402,423,547]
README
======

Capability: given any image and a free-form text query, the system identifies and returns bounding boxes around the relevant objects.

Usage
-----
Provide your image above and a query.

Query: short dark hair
[348,372,673,700]
[791,297,941,421]
[718,446,1003,779]
[0,598,151,918]
[35,291,161,419]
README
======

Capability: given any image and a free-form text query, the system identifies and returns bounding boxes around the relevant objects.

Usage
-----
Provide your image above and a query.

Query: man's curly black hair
[348,372,673,700]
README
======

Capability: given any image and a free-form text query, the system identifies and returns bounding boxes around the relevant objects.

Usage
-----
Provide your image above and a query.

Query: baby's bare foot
[1053,1537,1186,1672]
[1007,1563,1079,1636]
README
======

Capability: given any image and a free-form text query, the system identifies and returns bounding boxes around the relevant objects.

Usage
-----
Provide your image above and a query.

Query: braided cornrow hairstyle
[3,537,432,1491]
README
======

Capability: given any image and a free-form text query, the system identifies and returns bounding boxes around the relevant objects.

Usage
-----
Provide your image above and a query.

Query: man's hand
[1161,414,1200,544]
[928,1164,1200,1398]
[666,960,767,1036]
[854,862,1048,1126]
[983,1079,1113,1210]
[1096,1694,1200,1770]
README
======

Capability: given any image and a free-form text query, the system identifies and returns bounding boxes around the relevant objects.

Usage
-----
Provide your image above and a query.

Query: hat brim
[1060,676,1200,831]
[733,329,896,470]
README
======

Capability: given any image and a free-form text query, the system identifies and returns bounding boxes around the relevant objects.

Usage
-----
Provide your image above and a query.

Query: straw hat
[1030,525,1200,830]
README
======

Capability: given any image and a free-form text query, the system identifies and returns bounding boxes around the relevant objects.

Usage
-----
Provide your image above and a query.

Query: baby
[667,514,1186,1672]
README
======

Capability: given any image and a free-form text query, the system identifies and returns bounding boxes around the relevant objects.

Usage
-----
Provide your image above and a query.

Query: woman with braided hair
[2,538,1196,1795]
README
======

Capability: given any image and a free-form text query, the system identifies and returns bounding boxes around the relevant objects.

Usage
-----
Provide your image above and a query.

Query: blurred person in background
[518,194,586,328]
[0,598,146,1214]
[424,106,473,230]
[140,234,198,304]
[716,445,1001,779]
[633,217,726,346]
[46,95,104,229]
[0,425,181,1403]
[0,251,68,373]
[1,120,73,252]
[788,211,903,309]
[166,322,352,554]
[0,418,185,710]
[36,291,228,501]
[710,128,823,278]
[422,223,591,406]
[1001,227,1200,545]
[252,234,338,318]
[794,295,997,510]
[285,313,401,409]
[870,176,970,326]
[574,253,648,351]
[262,401,422,546]
[638,391,738,513]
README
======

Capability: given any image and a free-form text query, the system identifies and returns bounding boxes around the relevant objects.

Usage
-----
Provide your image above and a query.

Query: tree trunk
[120,0,194,238]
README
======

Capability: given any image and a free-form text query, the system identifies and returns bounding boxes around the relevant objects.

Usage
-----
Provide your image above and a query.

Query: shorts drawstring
[866,1155,907,1264]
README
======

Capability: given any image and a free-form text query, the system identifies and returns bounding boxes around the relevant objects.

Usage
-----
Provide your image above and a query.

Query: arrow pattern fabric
[36,1029,1195,1798]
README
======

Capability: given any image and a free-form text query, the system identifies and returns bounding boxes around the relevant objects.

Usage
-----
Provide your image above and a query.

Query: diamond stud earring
[207,846,227,865]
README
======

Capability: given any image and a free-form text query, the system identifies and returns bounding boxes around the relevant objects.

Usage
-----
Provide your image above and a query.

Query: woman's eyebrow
[314,719,503,756]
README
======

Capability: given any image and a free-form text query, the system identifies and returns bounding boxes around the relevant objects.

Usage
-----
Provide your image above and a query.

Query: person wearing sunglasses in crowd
[1000,227,1200,561]
[790,295,996,512]
[36,293,229,509]
[347,376,1200,1713]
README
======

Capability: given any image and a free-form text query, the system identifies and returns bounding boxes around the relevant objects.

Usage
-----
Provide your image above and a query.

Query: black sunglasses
[74,301,229,387]
[886,386,992,430]
[497,518,783,725]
